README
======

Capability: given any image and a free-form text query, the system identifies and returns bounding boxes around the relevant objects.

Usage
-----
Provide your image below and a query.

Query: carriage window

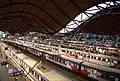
[63,60,66,64]
[113,60,118,64]
[55,57,57,60]
[62,50,65,52]
[93,69,97,74]
[18,59,20,64]
[77,65,79,68]
[23,62,25,66]
[61,60,64,63]
[57,58,59,61]
[25,64,27,68]
[84,67,87,71]
[80,54,82,56]
[35,72,37,77]
[94,57,96,59]
[90,56,92,58]
[106,59,108,62]
[103,58,106,61]
[86,55,88,57]
[41,77,45,81]
[39,76,41,80]
[61,60,63,63]
[87,56,90,58]
[84,55,86,57]
[49,56,51,59]
[109,76,115,81]
[70,62,74,66]
[52,57,54,59]
[115,77,119,81]
[65,61,68,65]
[36,73,39,80]
[87,68,90,73]
[74,64,77,68]
[118,61,120,64]
[81,66,84,70]
[91,56,93,59]
[98,57,101,60]
[32,70,34,75]
[96,71,102,76]
[20,60,22,64]
[59,59,61,62]
[29,68,32,73]
[96,57,98,60]
[16,56,18,60]
[108,59,110,62]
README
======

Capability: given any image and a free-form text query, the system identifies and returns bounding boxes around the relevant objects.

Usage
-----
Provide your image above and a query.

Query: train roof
[17,41,120,61]
[83,62,120,75]
[62,55,120,75]
[12,48,76,81]
[1,43,19,53]
[61,55,83,64]
[81,51,120,61]
[60,46,120,61]
[15,53,38,68]
[35,47,64,55]
[4,41,120,76]
[0,42,79,81]
[11,40,64,56]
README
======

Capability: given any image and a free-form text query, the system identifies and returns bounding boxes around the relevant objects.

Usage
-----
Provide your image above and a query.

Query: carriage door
[66,61,71,69]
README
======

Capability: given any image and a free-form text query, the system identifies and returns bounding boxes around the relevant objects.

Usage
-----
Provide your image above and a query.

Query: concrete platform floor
[0,55,25,81]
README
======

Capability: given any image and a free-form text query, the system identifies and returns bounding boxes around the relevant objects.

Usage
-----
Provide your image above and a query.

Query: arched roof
[0,0,108,35]
[72,4,120,35]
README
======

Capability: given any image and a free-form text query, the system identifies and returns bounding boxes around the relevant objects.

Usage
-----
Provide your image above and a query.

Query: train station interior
[0,0,120,81]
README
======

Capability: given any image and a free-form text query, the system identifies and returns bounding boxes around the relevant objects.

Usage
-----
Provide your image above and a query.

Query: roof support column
[58,44,61,53]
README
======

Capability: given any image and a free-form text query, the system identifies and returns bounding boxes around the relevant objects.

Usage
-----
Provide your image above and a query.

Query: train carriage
[46,54,120,81]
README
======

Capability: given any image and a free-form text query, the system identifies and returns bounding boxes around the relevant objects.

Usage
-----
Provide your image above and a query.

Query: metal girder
[61,0,120,41]
[0,15,48,34]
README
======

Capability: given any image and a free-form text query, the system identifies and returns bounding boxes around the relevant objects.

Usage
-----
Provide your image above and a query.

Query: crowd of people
[71,33,120,48]
[3,32,120,48]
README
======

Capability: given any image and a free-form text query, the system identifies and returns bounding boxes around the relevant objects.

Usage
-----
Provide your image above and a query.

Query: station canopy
[73,2,120,35]
[0,0,109,35]
[80,6,120,35]
[60,0,120,35]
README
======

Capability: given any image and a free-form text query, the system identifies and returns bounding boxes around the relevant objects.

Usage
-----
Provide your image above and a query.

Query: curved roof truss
[60,0,120,34]
[0,0,110,35]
